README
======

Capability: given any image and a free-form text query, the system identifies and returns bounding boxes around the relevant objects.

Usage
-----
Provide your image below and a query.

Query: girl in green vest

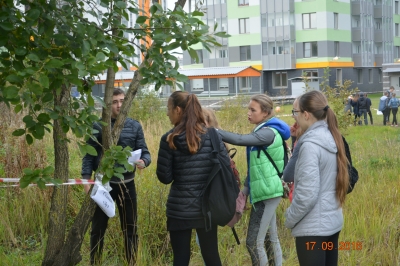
[217,94,290,266]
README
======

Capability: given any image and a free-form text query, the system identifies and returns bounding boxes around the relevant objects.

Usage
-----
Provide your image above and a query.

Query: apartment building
[181,0,400,96]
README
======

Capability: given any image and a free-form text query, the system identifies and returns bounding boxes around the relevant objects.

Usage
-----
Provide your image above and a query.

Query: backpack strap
[258,133,286,178]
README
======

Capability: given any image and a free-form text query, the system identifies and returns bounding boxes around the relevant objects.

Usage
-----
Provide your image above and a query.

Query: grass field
[0,93,399,265]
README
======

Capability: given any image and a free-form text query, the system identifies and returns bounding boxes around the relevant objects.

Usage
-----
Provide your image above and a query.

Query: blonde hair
[202,108,220,128]
[250,94,274,116]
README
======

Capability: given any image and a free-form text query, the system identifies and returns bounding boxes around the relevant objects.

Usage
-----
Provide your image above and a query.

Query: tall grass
[0,94,399,265]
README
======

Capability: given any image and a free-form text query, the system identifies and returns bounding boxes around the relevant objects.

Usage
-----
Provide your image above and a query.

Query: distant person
[357,93,368,125]
[387,86,395,123]
[350,93,359,125]
[82,88,151,265]
[378,91,390,126]
[285,90,348,266]
[344,95,353,115]
[365,93,373,125]
[216,94,290,265]
[388,92,399,127]
[156,91,226,266]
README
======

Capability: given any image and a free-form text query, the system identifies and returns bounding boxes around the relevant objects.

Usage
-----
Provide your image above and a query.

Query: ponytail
[166,92,205,154]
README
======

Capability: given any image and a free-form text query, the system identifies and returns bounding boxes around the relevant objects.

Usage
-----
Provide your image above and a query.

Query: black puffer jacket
[81,118,151,183]
[156,128,228,220]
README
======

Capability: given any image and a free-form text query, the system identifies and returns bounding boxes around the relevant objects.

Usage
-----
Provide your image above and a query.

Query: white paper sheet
[128,149,142,165]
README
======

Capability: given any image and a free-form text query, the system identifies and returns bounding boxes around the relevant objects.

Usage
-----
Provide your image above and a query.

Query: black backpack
[343,136,359,193]
[358,97,367,109]
[202,128,240,232]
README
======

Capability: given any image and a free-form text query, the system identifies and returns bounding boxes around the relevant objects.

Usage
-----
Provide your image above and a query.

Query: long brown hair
[298,90,348,206]
[166,91,205,154]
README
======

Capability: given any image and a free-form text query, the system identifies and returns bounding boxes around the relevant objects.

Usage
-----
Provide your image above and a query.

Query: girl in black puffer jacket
[156,91,227,266]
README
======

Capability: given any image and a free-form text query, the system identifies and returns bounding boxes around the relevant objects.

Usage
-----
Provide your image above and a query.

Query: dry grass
[0,94,399,265]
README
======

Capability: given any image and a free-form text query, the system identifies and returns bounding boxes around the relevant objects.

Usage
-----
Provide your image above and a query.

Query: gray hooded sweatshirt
[284,120,343,237]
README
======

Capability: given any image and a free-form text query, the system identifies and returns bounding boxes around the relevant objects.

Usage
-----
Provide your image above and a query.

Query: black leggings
[170,227,221,266]
[392,108,398,125]
[295,231,340,266]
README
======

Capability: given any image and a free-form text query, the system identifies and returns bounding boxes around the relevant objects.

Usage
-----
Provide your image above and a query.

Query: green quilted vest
[249,126,284,203]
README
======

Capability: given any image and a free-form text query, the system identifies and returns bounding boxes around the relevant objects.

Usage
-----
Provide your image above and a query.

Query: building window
[191,50,203,64]
[368,69,373,83]
[336,69,342,85]
[357,69,363,84]
[261,13,267,27]
[304,70,319,82]
[304,42,318,58]
[375,19,381,29]
[218,78,229,90]
[334,41,339,57]
[240,46,251,61]
[334,13,338,29]
[218,47,228,58]
[396,23,399,37]
[274,72,288,88]
[240,77,252,91]
[192,79,204,91]
[239,18,249,34]
[238,0,249,6]
[378,68,382,83]
[302,13,316,29]
[396,1,399,14]
[396,46,400,58]
[262,42,268,56]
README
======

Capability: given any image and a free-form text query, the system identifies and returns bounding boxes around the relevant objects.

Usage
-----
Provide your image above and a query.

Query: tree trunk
[42,85,70,266]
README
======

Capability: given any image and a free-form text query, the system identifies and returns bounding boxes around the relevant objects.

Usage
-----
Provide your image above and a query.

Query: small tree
[303,68,358,132]
[0,0,228,265]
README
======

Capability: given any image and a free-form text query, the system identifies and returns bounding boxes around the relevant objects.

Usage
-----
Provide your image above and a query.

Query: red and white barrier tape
[0,178,95,188]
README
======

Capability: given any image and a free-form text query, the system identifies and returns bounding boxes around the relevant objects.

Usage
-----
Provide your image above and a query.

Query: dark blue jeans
[358,109,368,125]
[90,181,138,265]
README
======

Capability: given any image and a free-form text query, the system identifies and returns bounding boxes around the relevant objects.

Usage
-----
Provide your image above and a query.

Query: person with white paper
[81,88,151,265]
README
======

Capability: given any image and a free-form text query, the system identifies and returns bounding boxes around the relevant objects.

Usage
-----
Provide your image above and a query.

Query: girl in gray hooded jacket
[285,90,349,266]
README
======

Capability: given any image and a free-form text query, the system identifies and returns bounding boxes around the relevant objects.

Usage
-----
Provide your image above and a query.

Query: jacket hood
[258,117,291,140]
[298,120,337,154]
[172,130,206,154]
[380,95,387,100]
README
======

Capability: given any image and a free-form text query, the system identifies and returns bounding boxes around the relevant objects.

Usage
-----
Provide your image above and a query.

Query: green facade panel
[394,37,400,46]
[296,29,351,42]
[230,61,262,67]
[227,4,260,19]
[295,1,350,14]
[296,57,353,63]
[229,33,262,46]
[394,15,400,23]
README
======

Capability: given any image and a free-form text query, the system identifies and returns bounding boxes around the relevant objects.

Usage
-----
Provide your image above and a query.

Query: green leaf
[82,40,90,56]
[176,74,188,82]
[15,47,27,56]
[37,179,46,189]
[42,92,53,103]
[12,129,25,136]
[19,177,31,189]
[42,166,54,176]
[86,145,97,156]
[31,83,43,95]
[188,48,198,63]
[23,168,34,175]
[27,53,40,62]
[14,104,23,113]
[105,168,114,178]
[32,124,45,139]
[6,74,23,84]
[78,143,86,155]
[27,9,41,21]
[193,11,204,17]
[214,32,230,38]
[49,111,59,120]
[114,172,124,180]
[45,59,64,68]
[39,74,49,88]
[96,52,106,61]
[115,1,127,9]
[26,134,33,145]
[0,22,13,31]
[3,86,19,99]
[37,113,50,123]
[23,115,36,128]
[150,5,158,15]
[136,16,147,24]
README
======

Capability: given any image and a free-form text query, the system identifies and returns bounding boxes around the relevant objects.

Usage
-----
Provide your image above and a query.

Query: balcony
[374,29,383,42]
[352,2,361,15]
[352,28,361,41]
[374,6,383,18]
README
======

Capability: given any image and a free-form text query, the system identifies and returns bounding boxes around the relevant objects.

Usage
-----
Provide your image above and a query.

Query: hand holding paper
[128,149,145,168]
